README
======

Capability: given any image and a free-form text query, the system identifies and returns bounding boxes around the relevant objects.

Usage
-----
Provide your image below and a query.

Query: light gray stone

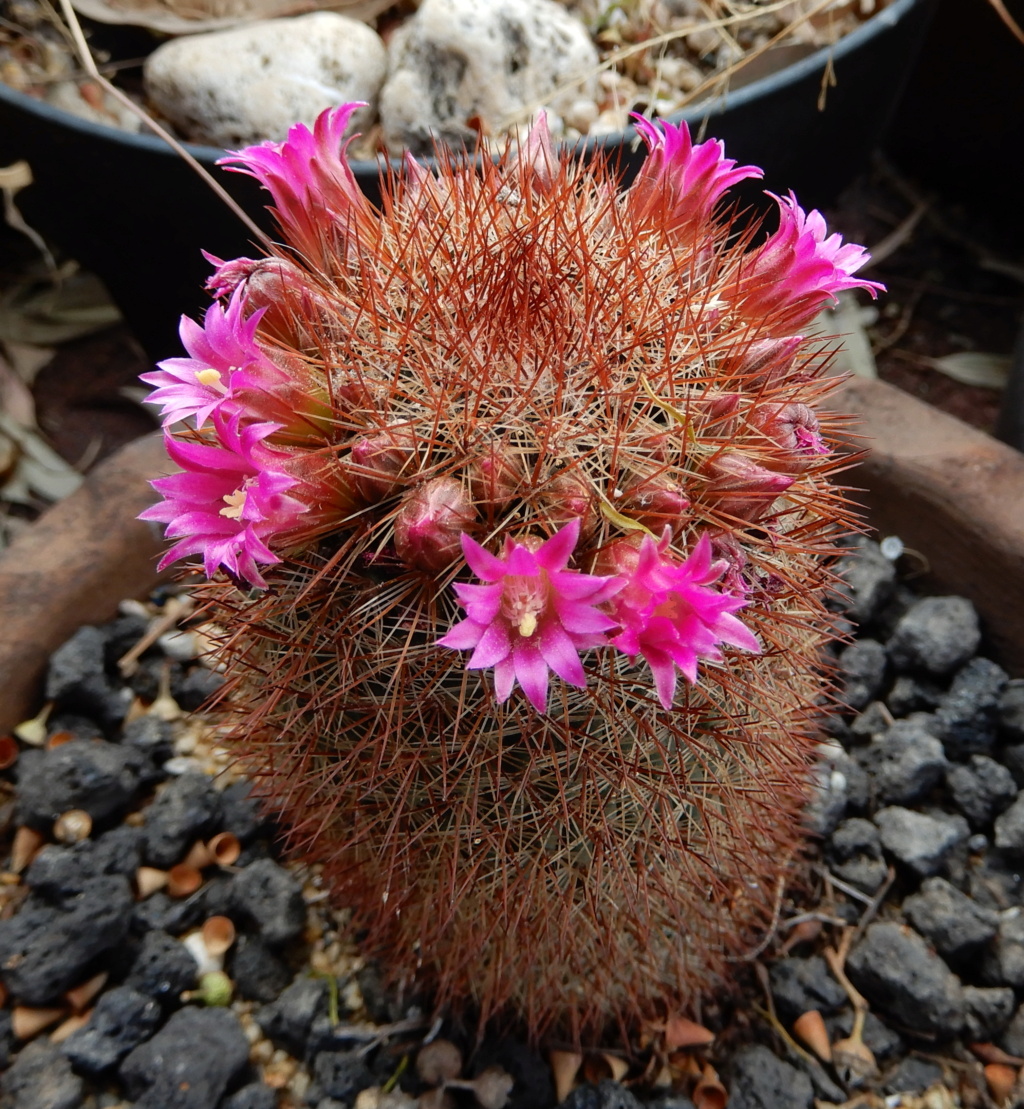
[886,595,981,677]
[144,13,386,147]
[379,0,599,156]
[902,877,999,959]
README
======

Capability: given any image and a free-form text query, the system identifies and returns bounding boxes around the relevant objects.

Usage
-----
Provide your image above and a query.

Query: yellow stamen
[518,611,538,637]
[219,488,247,519]
[195,368,223,387]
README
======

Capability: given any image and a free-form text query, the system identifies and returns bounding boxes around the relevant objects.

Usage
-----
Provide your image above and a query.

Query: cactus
[141,104,881,1041]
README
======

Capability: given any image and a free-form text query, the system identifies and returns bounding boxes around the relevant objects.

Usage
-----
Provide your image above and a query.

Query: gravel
[0,543,1018,1107]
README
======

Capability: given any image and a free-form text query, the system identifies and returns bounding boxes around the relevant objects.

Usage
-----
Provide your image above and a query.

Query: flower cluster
[143,105,882,711]
[438,519,760,712]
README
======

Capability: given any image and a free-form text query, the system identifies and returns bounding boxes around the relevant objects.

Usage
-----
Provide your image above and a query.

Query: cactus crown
[142,106,878,1041]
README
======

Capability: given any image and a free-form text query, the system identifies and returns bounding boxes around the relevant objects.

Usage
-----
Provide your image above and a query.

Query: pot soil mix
[0,537,1022,1109]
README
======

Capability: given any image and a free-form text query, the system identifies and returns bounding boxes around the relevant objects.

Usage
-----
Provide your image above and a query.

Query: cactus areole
[141,104,881,1041]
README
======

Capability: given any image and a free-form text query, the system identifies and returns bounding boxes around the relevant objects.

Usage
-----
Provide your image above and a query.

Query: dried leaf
[0,355,35,430]
[0,412,83,504]
[69,0,394,34]
[0,267,121,346]
[925,351,1011,390]
[815,291,878,380]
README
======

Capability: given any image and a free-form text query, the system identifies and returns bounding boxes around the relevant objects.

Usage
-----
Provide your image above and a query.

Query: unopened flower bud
[709,531,748,595]
[620,476,690,536]
[539,472,598,540]
[394,478,476,572]
[720,335,803,386]
[702,452,795,522]
[750,402,828,471]
[204,255,343,346]
[469,443,523,508]
[347,430,417,501]
[514,113,560,193]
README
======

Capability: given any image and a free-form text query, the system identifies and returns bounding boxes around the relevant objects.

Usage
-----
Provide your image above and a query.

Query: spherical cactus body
[141,104,881,1040]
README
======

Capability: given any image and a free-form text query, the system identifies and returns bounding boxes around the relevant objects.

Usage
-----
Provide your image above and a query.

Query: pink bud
[515,112,559,193]
[620,476,690,536]
[204,253,343,345]
[346,430,417,501]
[394,478,475,572]
[720,335,803,386]
[469,443,523,508]
[709,531,749,595]
[749,402,828,472]
[594,534,644,579]
[702,452,795,522]
[539,472,598,541]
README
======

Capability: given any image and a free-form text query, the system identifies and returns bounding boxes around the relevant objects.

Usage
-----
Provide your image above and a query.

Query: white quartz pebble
[144,12,386,147]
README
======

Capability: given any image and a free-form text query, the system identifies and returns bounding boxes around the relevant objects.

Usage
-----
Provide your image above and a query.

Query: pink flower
[141,288,327,436]
[737,192,885,326]
[438,518,622,713]
[608,532,760,709]
[628,116,762,226]
[140,415,307,589]
[219,103,371,263]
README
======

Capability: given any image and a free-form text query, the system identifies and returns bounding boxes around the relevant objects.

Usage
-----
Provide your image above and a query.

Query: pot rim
[0,0,922,170]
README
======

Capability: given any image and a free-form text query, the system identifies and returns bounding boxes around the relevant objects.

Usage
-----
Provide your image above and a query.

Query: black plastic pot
[0,0,933,361]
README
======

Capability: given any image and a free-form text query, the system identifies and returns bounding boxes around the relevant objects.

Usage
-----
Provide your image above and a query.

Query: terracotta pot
[0,380,1019,739]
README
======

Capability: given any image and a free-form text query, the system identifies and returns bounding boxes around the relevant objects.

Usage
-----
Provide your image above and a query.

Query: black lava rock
[946,755,1018,828]
[122,715,176,766]
[229,934,293,1003]
[25,827,142,904]
[0,1040,84,1109]
[983,914,1024,989]
[123,930,198,1007]
[256,974,328,1057]
[882,1057,943,1096]
[16,739,145,829]
[846,922,964,1038]
[727,1045,813,1109]
[222,1084,279,1109]
[46,624,131,730]
[886,596,981,677]
[173,666,226,712]
[857,716,947,807]
[0,876,133,1005]
[1000,1004,1024,1056]
[825,818,888,894]
[1000,680,1024,741]
[902,877,999,960]
[141,771,223,868]
[873,807,968,878]
[886,675,942,718]
[61,986,161,1074]
[768,956,847,1022]
[839,640,887,712]
[229,857,306,946]
[934,658,1009,759]
[849,701,893,742]
[562,1080,643,1109]
[994,792,1024,855]
[219,780,268,844]
[311,1050,374,1102]
[835,542,896,626]
[119,1006,249,1109]
[963,985,1015,1041]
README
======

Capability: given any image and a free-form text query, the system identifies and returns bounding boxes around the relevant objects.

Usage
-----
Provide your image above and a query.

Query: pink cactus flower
[738,192,885,326]
[141,289,275,427]
[628,116,762,226]
[438,518,622,713]
[515,112,560,193]
[219,103,371,263]
[140,415,307,589]
[141,289,327,436]
[608,531,760,709]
